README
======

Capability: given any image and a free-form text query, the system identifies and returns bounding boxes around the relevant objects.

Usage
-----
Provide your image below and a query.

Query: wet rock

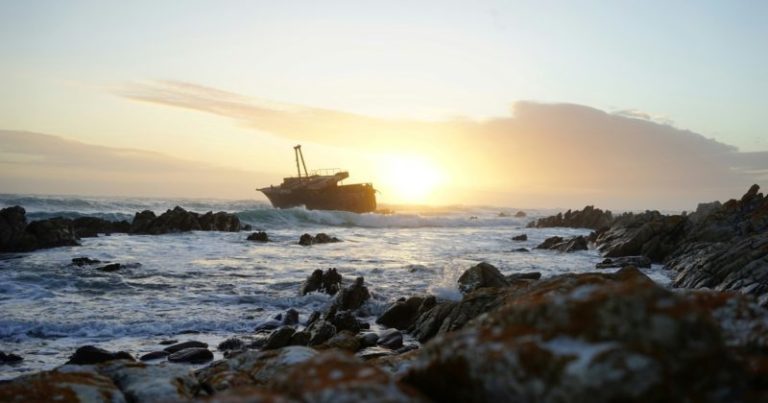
[357,332,380,348]
[402,267,747,402]
[512,234,527,241]
[511,247,530,252]
[0,369,124,402]
[164,340,208,354]
[0,352,23,364]
[505,272,542,282]
[300,268,343,296]
[26,217,80,249]
[246,231,269,242]
[329,310,363,333]
[535,235,588,252]
[307,320,336,346]
[357,346,396,361]
[167,347,214,364]
[596,255,652,269]
[282,308,299,326]
[377,329,403,350]
[270,351,425,402]
[332,276,371,312]
[317,330,360,352]
[298,233,341,246]
[0,206,35,252]
[72,217,130,237]
[129,210,156,233]
[71,256,101,266]
[289,331,311,346]
[377,296,425,330]
[198,211,241,232]
[158,339,178,345]
[264,326,296,350]
[527,205,614,230]
[97,263,123,272]
[66,345,134,365]
[457,262,508,294]
[139,351,169,361]
[218,338,246,351]
[195,346,317,392]
[514,211,527,218]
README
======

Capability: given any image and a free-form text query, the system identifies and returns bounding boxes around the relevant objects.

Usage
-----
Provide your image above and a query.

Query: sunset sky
[1,1,766,209]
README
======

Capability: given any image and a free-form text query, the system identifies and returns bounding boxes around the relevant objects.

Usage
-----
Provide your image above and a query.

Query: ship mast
[294,145,309,178]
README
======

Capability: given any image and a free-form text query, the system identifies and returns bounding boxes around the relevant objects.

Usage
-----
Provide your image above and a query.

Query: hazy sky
[1,1,766,209]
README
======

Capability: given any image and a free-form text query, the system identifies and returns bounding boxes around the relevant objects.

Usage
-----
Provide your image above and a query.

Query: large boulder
[0,369,124,402]
[198,211,241,232]
[402,267,749,402]
[66,345,134,365]
[595,211,688,261]
[130,206,241,235]
[457,262,508,294]
[72,217,130,237]
[376,296,426,330]
[300,268,342,296]
[24,217,79,249]
[331,276,371,312]
[0,206,36,251]
[535,235,588,252]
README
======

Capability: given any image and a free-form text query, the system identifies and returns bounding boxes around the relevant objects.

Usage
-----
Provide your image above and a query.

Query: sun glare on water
[374,154,446,205]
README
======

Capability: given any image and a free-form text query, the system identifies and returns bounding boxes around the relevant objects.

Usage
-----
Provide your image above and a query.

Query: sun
[374,154,446,205]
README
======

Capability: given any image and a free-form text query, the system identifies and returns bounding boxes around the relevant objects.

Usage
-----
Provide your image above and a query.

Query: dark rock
[357,332,380,348]
[332,276,370,311]
[282,308,299,326]
[316,330,360,352]
[307,320,336,346]
[299,233,341,246]
[96,263,123,272]
[246,231,269,242]
[289,330,311,346]
[25,218,79,249]
[357,346,395,360]
[596,256,652,269]
[66,345,134,365]
[505,272,542,282]
[217,338,245,351]
[300,268,342,296]
[0,352,23,364]
[511,247,530,252]
[0,206,35,252]
[71,257,101,266]
[377,296,425,330]
[457,262,508,294]
[198,211,241,232]
[511,234,527,241]
[167,347,214,364]
[527,205,614,230]
[329,310,362,333]
[163,340,208,354]
[514,211,527,218]
[377,329,403,349]
[596,211,688,261]
[263,326,296,350]
[158,339,178,345]
[72,217,130,237]
[130,206,240,235]
[139,351,169,361]
[535,235,588,252]
[129,210,156,233]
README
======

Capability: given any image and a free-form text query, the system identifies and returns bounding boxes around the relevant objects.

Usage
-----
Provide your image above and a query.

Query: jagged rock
[300,268,342,296]
[163,340,208,354]
[377,296,425,330]
[0,369,124,402]
[329,310,363,333]
[535,235,588,252]
[129,210,156,233]
[0,352,23,364]
[457,262,508,294]
[71,257,101,266]
[595,211,688,261]
[307,320,336,346]
[263,326,296,350]
[247,231,269,242]
[139,351,169,361]
[377,329,404,349]
[528,205,614,230]
[596,256,652,269]
[130,206,241,235]
[167,347,213,364]
[66,345,134,365]
[402,267,748,402]
[512,234,527,241]
[198,211,241,232]
[72,217,130,237]
[270,351,425,402]
[332,276,371,312]
[298,233,341,246]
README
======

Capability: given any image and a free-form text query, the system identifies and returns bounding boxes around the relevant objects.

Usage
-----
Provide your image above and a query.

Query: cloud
[117,80,768,209]
[0,130,270,199]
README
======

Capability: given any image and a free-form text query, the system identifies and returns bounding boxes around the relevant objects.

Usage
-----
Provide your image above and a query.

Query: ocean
[0,194,672,380]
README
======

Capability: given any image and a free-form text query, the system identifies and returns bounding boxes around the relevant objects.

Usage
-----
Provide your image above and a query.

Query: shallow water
[0,195,673,379]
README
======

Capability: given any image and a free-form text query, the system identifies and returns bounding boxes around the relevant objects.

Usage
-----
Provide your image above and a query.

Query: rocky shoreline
[1,185,767,401]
